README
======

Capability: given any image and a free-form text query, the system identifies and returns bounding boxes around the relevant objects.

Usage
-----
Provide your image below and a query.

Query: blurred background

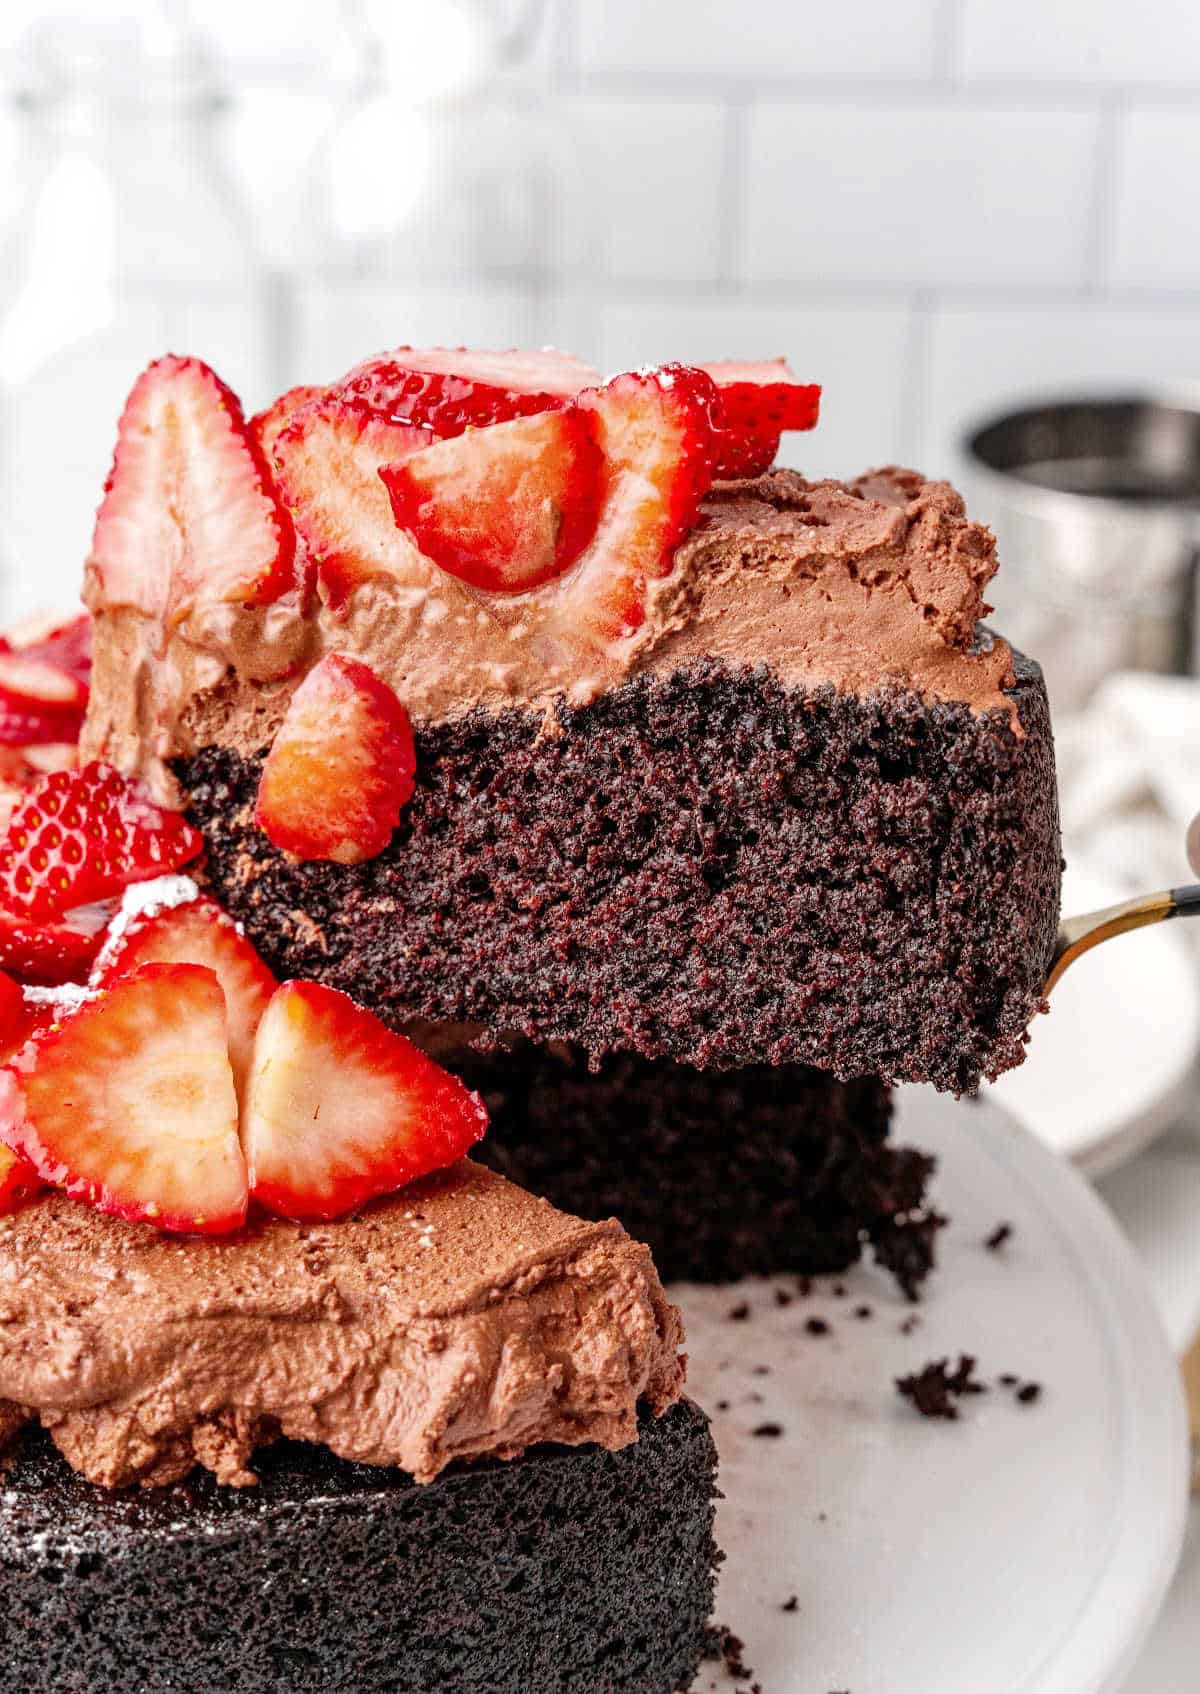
[2,0,1200,614]
[0,0,1199,1681]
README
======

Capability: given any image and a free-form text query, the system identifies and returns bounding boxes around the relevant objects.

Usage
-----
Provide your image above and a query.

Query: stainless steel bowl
[962,394,1200,711]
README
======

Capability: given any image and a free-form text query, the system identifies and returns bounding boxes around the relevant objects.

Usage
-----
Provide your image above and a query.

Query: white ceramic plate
[679,1089,1188,1694]
[988,860,1200,1178]
[1097,1119,1200,1353]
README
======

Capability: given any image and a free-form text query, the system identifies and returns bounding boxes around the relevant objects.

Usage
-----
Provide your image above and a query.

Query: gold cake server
[1046,883,1200,993]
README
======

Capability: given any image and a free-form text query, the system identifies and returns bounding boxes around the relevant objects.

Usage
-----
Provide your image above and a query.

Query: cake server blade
[1047,883,1200,992]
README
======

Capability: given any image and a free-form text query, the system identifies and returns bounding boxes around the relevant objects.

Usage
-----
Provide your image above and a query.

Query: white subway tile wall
[1107,109,1200,291]
[1,0,1197,496]
[551,0,1200,485]
[743,100,1099,288]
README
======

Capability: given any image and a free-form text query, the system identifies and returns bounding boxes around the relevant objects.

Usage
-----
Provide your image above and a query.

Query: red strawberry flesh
[0,689,86,749]
[699,359,821,478]
[271,399,434,613]
[0,760,202,920]
[0,907,110,985]
[0,973,59,1210]
[243,979,487,1222]
[85,355,295,626]
[0,962,247,1234]
[334,346,600,438]
[250,383,327,462]
[93,889,277,1101]
[0,611,92,690]
[255,655,416,865]
[0,1144,39,1212]
[381,408,605,594]
[546,363,720,644]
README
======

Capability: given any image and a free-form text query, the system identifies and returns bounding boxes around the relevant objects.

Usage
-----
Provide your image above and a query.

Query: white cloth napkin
[1055,671,1200,894]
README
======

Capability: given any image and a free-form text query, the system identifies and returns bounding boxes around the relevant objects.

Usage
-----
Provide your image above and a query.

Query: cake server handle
[1046,883,1200,993]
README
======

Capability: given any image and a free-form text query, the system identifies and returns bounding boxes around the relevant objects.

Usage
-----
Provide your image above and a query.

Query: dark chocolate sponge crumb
[701,1624,754,1681]
[897,1354,988,1419]
[178,656,1060,1092]
[0,1402,716,1694]
[1016,1382,1043,1405]
[985,1222,1014,1251]
[464,1046,940,1291]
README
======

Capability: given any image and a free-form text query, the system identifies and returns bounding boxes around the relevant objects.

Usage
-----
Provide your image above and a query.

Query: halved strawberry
[92,889,276,1100]
[85,355,295,626]
[546,364,720,644]
[0,689,86,749]
[255,655,415,865]
[271,399,433,613]
[0,611,92,689]
[333,347,599,438]
[0,971,57,1210]
[0,617,89,746]
[381,408,604,594]
[0,963,246,1234]
[0,906,110,985]
[0,760,202,920]
[250,384,326,462]
[0,1146,40,1212]
[700,359,821,478]
[243,979,487,1222]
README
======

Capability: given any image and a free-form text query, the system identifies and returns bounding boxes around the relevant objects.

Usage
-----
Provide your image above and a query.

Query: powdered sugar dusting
[90,875,202,979]
[22,983,96,1016]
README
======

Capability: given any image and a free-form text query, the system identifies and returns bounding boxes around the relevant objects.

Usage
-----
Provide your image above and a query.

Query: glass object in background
[298,0,592,386]
[0,3,277,618]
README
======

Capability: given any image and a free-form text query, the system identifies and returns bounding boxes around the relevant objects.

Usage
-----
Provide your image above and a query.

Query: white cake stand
[678,1089,1188,1694]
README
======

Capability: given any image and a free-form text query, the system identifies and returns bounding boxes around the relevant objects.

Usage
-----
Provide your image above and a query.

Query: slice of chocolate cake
[80,356,1061,1090]
[462,1045,939,1293]
[0,1164,718,1694]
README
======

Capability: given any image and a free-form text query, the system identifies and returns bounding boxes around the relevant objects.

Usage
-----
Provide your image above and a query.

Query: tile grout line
[933,0,968,85]
[716,99,748,293]
[1082,92,1124,298]
[902,291,936,469]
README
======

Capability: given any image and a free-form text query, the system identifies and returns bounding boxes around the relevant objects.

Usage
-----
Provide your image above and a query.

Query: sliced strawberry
[699,359,821,478]
[92,889,276,1100]
[0,1146,40,1212]
[0,745,78,834]
[0,760,202,920]
[271,399,433,613]
[85,355,295,626]
[0,652,86,711]
[0,907,109,985]
[0,963,246,1233]
[255,655,415,865]
[0,611,92,690]
[0,973,56,1211]
[333,347,599,438]
[381,408,604,595]
[546,364,720,644]
[0,658,87,746]
[250,384,326,462]
[243,979,487,1222]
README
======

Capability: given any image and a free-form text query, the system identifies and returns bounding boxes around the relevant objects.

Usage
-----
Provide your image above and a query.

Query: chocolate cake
[0,1404,716,1694]
[84,464,1062,1093]
[0,1164,717,1691]
[466,1045,940,1292]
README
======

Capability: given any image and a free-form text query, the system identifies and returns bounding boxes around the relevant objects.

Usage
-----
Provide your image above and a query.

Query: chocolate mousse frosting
[0,1161,684,1490]
[82,466,1018,804]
